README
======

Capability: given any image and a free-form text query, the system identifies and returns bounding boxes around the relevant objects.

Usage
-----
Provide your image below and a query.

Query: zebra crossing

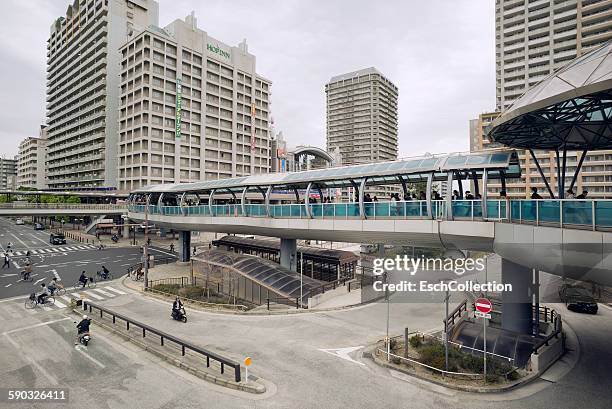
[11,245,99,256]
[23,285,128,314]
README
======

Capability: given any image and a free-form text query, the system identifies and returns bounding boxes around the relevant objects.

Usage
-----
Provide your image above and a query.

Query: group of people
[451,190,482,200]
[529,187,588,199]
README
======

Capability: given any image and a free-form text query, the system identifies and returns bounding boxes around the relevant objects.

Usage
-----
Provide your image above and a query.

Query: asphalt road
[0,217,176,299]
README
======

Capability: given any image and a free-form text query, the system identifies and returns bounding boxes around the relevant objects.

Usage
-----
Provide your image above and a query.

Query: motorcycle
[171,307,187,323]
[78,332,91,346]
[111,235,119,243]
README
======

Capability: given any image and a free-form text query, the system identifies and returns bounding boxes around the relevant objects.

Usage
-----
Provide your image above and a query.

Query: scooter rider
[172,296,183,319]
[75,315,91,345]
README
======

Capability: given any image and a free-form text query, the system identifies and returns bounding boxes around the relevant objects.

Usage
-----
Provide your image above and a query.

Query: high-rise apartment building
[326,67,398,166]
[118,13,271,190]
[17,126,49,189]
[496,0,612,111]
[0,157,17,190]
[484,1,612,198]
[46,0,159,190]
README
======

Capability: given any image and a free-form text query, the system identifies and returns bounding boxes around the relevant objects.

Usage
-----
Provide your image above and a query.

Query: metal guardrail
[266,297,300,310]
[444,299,468,330]
[533,314,563,355]
[82,300,242,382]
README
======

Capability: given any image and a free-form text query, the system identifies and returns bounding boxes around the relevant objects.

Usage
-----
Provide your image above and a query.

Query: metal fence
[82,300,242,382]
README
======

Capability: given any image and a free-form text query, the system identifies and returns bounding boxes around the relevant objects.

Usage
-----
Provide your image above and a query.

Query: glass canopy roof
[133,150,520,194]
[194,249,323,303]
[488,40,612,150]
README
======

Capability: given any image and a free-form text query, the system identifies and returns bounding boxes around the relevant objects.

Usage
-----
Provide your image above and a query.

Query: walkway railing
[82,300,242,382]
[0,203,126,210]
[128,199,612,231]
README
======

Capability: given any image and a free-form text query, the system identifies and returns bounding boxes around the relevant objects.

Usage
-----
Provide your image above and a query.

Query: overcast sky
[0,0,495,158]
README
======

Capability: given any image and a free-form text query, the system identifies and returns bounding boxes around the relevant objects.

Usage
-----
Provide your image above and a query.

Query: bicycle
[131,268,144,281]
[73,277,97,290]
[49,284,66,297]
[20,271,33,282]
[24,293,55,309]
[96,270,113,281]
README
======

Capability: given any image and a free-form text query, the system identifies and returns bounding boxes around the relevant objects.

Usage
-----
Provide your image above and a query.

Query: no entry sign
[475,298,492,314]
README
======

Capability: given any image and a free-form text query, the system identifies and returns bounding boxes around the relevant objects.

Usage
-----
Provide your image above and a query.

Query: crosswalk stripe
[67,246,77,251]
[60,295,72,302]
[91,288,114,297]
[51,248,60,252]
[76,246,87,250]
[70,292,87,300]
[15,251,23,256]
[58,247,67,251]
[31,250,39,254]
[104,286,127,295]
[83,291,104,300]
[53,299,67,309]
[42,305,52,312]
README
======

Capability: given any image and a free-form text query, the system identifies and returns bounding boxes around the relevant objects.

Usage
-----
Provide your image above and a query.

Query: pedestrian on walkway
[170,243,175,252]
[193,246,197,256]
[2,253,9,269]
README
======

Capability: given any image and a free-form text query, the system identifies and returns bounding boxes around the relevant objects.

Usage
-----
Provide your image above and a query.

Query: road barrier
[82,300,242,382]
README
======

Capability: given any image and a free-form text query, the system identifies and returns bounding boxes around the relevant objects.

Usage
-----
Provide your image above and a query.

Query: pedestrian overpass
[0,203,127,216]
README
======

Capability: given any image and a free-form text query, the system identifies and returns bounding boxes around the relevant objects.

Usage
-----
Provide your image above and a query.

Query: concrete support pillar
[280,238,297,271]
[501,258,532,335]
[178,231,191,262]
[159,228,167,238]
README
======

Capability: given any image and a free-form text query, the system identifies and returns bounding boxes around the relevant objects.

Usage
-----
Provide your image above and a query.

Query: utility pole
[300,251,303,308]
[143,195,150,289]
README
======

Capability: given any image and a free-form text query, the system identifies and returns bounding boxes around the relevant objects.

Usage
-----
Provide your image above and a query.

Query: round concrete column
[501,258,532,335]
[280,238,297,271]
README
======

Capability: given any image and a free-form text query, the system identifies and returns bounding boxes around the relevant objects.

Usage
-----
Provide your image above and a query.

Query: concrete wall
[530,333,565,374]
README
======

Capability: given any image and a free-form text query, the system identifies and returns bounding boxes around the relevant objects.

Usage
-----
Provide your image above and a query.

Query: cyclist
[79,270,88,288]
[47,277,63,295]
[37,283,50,305]
[100,265,110,280]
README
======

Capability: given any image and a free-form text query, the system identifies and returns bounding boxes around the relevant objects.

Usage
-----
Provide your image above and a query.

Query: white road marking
[10,233,29,248]
[60,295,72,302]
[1,273,17,277]
[2,317,72,335]
[29,233,49,246]
[4,284,11,287]
[105,286,127,295]
[318,346,365,366]
[53,299,67,309]
[83,291,104,300]
[31,250,39,255]
[33,278,46,285]
[91,288,114,297]
[12,260,21,269]
[14,251,23,256]
[74,345,106,368]
[42,305,52,311]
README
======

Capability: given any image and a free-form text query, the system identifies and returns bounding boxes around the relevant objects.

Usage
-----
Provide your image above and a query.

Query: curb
[71,308,266,394]
[365,345,541,394]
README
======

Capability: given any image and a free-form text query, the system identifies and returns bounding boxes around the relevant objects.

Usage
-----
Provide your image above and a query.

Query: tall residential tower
[326,68,398,166]
[45,0,158,190]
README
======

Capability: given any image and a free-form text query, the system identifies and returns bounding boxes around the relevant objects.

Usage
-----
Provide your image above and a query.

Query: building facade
[484,0,612,198]
[17,126,48,189]
[471,111,612,199]
[45,0,159,190]
[118,13,271,191]
[326,67,398,167]
[496,0,612,111]
[0,158,17,190]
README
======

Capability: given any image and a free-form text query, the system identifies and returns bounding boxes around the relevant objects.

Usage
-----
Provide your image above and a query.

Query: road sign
[475,298,492,314]
[475,311,491,319]
[244,357,252,383]
[244,357,252,367]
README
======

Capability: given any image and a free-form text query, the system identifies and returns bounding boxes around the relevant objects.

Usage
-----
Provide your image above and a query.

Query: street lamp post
[300,251,303,308]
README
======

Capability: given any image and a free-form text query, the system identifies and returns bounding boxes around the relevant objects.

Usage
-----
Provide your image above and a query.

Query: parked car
[49,233,66,245]
[15,218,24,225]
[34,223,44,231]
[558,285,598,314]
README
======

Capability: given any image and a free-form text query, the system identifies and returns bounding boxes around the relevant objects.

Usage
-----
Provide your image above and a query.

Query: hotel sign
[176,78,182,139]
[207,43,230,60]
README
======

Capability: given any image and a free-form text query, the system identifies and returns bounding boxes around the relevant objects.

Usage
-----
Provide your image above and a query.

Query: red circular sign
[475,298,492,314]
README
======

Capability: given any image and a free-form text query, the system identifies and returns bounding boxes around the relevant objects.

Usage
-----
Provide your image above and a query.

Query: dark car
[34,223,44,231]
[49,233,66,245]
[559,285,598,314]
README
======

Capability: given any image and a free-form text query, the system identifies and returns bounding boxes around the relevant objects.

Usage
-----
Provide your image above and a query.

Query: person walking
[2,253,9,269]
[530,187,543,199]
[576,190,588,199]
[170,243,175,252]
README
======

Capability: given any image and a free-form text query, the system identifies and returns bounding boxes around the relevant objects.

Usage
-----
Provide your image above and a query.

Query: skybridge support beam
[501,258,532,335]
[280,238,297,271]
[529,149,555,198]
[178,231,191,262]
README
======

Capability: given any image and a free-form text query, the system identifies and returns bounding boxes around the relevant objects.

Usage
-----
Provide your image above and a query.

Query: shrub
[153,284,180,294]
[419,343,448,371]
[179,286,205,300]
[389,338,399,351]
[462,354,484,373]
[409,335,422,349]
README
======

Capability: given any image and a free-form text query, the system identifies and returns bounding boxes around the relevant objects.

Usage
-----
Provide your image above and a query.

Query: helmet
[82,315,88,319]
